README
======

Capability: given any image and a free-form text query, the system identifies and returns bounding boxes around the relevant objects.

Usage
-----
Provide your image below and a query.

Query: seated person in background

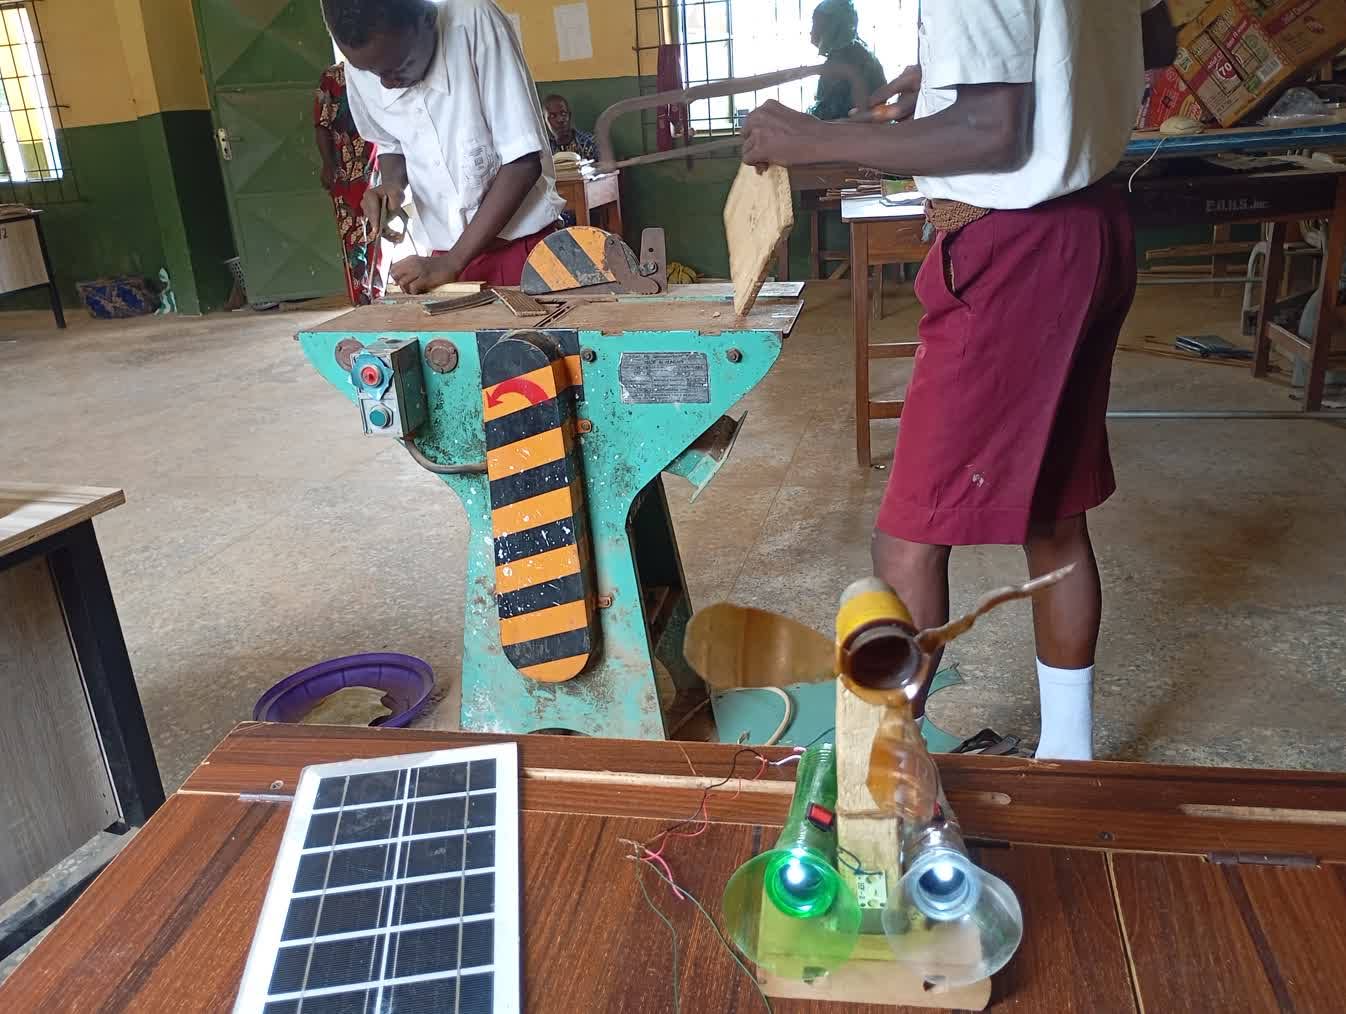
[545,94,598,160]
[322,0,564,291]
[809,0,885,121]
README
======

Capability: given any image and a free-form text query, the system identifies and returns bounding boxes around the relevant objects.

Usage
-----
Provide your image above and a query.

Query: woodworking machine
[297,286,803,740]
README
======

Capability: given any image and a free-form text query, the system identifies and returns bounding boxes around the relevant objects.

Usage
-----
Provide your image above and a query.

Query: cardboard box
[1173,0,1346,126]
[1168,0,1213,25]
[1135,66,1215,128]
[1260,0,1346,65]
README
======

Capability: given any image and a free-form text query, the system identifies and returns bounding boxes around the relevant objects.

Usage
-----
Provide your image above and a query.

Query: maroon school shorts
[435,222,558,287]
[875,182,1137,547]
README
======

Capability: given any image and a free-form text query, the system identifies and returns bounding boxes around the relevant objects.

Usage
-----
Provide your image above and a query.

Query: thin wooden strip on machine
[1110,852,1281,1013]
[0,484,125,557]
[493,287,550,317]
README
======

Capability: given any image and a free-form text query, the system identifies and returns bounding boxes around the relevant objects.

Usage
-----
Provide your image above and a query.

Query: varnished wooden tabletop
[0,483,124,558]
[4,723,1345,1013]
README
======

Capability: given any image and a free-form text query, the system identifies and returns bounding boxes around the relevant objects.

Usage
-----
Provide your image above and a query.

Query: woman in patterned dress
[314,62,383,304]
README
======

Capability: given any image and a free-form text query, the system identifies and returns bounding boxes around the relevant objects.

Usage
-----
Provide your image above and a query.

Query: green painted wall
[34,121,166,308]
[158,110,235,312]
[9,111,232,316]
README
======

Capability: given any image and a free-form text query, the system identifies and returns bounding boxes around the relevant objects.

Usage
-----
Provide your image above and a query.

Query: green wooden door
[193,0,344,303]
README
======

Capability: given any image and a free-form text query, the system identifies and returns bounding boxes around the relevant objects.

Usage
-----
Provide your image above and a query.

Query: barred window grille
[0,1,77,203]
[633,0,917,149]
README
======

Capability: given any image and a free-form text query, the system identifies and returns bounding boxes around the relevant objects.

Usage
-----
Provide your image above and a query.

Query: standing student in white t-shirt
[743,2,1176,759]
[322,0,564,292]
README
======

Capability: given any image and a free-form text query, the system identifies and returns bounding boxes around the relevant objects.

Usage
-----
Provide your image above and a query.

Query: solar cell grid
[235,744,519,1014]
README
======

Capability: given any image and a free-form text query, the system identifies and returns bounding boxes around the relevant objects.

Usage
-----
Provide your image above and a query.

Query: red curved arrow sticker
[486,376,549,408]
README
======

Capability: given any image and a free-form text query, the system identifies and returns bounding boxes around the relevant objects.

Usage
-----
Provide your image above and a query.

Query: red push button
[359,364,382,386]
[806,802,835,832]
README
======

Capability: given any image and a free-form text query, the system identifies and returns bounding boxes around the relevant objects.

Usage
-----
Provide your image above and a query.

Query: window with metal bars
[0,1,76,203]
[633,0,916,146]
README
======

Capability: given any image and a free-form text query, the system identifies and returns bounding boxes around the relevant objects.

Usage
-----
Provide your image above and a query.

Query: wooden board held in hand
[725,163,793,317]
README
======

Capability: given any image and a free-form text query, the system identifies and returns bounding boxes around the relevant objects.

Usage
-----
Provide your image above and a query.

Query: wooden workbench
[5,722,1346,1012]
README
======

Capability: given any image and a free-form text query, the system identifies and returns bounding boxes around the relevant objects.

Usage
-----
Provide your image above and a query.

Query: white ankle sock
[1035,660,1093,760]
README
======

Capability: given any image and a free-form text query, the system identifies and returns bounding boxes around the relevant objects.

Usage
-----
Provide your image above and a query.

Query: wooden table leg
[1252,221,1286,378]
[852,221,871,467]
[607,196,624,241]
[43,521,164,824]
[776,236,790,282]
[575,196,591,227]
[36,216,65,329]
[1306,177,1346,410]
[810,207,821,279]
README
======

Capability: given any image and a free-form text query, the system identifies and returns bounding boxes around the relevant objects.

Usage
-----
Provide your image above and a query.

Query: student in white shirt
[322,0,564,291]
[743,2,1176,760]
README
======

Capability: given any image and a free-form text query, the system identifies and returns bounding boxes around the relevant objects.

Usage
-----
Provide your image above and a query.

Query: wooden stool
[1253,175,1346,408]
[845,204,931,466]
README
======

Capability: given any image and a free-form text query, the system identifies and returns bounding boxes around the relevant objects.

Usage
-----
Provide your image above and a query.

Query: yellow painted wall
[41,0,206,129]
[504,0,643,81]
[42,1,140,127]
[139,0,211,112]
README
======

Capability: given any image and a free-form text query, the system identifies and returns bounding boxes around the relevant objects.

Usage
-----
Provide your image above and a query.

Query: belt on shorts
[925,198,991,233]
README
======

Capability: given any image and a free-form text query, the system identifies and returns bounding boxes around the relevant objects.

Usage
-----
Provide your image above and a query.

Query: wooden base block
[760,950,990,1009]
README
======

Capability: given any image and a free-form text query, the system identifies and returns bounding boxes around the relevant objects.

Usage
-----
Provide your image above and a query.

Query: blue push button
[368,406,393,429]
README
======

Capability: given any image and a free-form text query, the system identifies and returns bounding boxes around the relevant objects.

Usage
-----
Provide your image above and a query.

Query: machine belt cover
[481,331,600,682]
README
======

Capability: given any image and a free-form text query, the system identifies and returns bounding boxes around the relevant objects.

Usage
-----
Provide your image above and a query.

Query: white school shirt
[345,0,563,252]
[914,0,1163,209]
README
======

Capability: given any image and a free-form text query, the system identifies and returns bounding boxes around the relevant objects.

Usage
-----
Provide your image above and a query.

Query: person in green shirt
[808,0,885,122]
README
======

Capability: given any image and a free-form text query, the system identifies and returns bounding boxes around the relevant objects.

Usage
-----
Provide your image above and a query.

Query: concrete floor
[4,281,1345,787]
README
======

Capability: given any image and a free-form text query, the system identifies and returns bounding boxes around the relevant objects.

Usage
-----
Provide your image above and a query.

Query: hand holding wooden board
[726,163,793,316]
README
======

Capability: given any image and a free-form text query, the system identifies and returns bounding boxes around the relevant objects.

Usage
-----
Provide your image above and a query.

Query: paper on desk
[554,2,592,61]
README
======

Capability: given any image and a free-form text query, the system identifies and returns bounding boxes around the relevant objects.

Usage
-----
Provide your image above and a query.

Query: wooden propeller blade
[914,564,1076,654]
[684,602,835,690]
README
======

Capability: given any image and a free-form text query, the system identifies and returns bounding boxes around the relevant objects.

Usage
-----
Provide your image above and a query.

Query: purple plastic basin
[253,653,435,728]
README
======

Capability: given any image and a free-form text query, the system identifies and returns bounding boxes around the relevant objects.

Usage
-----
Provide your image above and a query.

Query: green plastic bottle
[721,743,861,978]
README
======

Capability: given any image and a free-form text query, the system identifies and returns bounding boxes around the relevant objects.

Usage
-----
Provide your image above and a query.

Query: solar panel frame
[234,743,520,1014]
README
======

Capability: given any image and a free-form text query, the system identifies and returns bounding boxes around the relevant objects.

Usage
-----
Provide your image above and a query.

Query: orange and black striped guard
[520,226,617,295]
[481,332,599,683]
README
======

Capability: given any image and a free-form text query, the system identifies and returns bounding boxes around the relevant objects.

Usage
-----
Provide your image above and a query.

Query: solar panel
[234,743,520,1014]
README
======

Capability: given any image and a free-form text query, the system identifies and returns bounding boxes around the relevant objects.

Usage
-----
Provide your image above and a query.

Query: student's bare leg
[1023,512,1100,759]
[1022,513,1101,668]
[871,530,951,720]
